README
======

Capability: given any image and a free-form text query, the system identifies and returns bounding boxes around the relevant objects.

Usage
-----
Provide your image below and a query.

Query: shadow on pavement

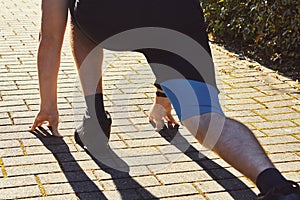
[30,127,107,199]
[157,124,257,200]
[31,127,158,200]
[88,150,159,200]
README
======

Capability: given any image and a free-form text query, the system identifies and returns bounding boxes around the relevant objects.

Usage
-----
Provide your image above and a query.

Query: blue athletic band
[160,79,224,121]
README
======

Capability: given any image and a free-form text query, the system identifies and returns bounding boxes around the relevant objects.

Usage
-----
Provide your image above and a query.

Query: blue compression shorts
[161,79,224,121]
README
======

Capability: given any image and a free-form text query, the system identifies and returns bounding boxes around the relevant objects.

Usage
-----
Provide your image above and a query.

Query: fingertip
[47,126,62,138]
[52,130,63,138]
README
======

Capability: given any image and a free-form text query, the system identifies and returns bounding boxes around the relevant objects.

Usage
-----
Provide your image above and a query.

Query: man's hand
[149,96,179,131]
[29,109,62,137]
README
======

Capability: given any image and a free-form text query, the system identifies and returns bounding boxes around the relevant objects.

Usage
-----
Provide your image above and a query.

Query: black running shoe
[74,110,112,150]
[258,181,300,200]
[74,111,129,172]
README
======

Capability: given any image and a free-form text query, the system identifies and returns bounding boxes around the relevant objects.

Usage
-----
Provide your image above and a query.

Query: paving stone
[38,171,97,184]
[253,107,295,115]
[205,191,237,200]
[254,95,295,103]
[226,91,266,99]
[268,153,300,163]
[207,189,258,200]
[25,144,78,155]
[264,113,300,121]
[43,181,103,196]
[102,176,160,190]
[157,171,212,184]
[0,116,13,125]
[128,165,153,177]
[3,154,57,166]
[0,147,24,157]
[258,136,299,145]
[0,140,20,149]
[111,147,161,157]
[160,195,206,200]
[276,161,300,172]
[102,189,141,200]
[148,161,201,175]
[264,100,299,108]
[123,154,169,166]
[196,181,228,193]
[0,175,37,188]
[235,115,266,123]
[283,172,300,182]
[0,185,42,199]
[30,194,78,200]
[264,143,300,153]
[251,121,297,129]
[139,184,199,199]
[5,163,61,177]
[225,110,256,118]
[262,127,300,136]
[59,160,102,172]
[118,131,161,140]
[125,138,170,148]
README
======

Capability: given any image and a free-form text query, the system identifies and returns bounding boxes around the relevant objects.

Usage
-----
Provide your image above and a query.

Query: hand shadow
[152,122,257,200]
[30,126,107,199]
[30,127,158,200]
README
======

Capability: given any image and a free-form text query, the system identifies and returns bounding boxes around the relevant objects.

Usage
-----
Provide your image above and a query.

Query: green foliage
[201,0,300,72]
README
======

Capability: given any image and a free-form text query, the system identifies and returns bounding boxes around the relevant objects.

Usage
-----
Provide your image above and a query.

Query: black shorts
[68,0,217,87]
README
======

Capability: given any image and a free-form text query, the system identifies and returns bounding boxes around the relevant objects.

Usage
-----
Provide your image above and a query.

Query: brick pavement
[0,0,299,199]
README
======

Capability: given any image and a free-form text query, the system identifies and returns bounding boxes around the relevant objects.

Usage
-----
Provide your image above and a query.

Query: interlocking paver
[157,171,212,185]
[30,194,78,200]
[102,176,160,190]
[43,181,103,196]
[139,184,199,199]
[0,0,299,199]
[0,185,42,199]
[0,175,37,189]
[268,153,300,163]
[5,163,61,177]
[262,127,300,136]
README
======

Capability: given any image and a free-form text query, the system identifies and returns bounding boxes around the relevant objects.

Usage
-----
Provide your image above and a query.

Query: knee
[182,112,226,132]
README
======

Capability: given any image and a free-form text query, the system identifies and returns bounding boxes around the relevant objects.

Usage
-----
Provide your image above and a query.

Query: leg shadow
[30,127,107,199]
[31,127,158,200]
[156,124,257,200]
[78,142,159,200]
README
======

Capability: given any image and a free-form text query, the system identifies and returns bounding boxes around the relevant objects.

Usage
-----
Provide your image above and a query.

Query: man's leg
[182,113,273,183]
[70,22,111,148]
[165,80,300,199]
[143,46,299,198]
[70,22,103,96]
[68,22,129,171]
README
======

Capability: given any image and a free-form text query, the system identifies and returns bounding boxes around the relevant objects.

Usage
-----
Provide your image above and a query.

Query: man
[30,0,300,199]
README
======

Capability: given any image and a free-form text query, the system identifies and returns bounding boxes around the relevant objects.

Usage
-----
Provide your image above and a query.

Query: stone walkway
[0,0,299,199]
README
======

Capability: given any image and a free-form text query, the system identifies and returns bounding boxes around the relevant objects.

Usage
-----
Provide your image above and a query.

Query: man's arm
[149,83,179,131]
[30,0,69,137]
